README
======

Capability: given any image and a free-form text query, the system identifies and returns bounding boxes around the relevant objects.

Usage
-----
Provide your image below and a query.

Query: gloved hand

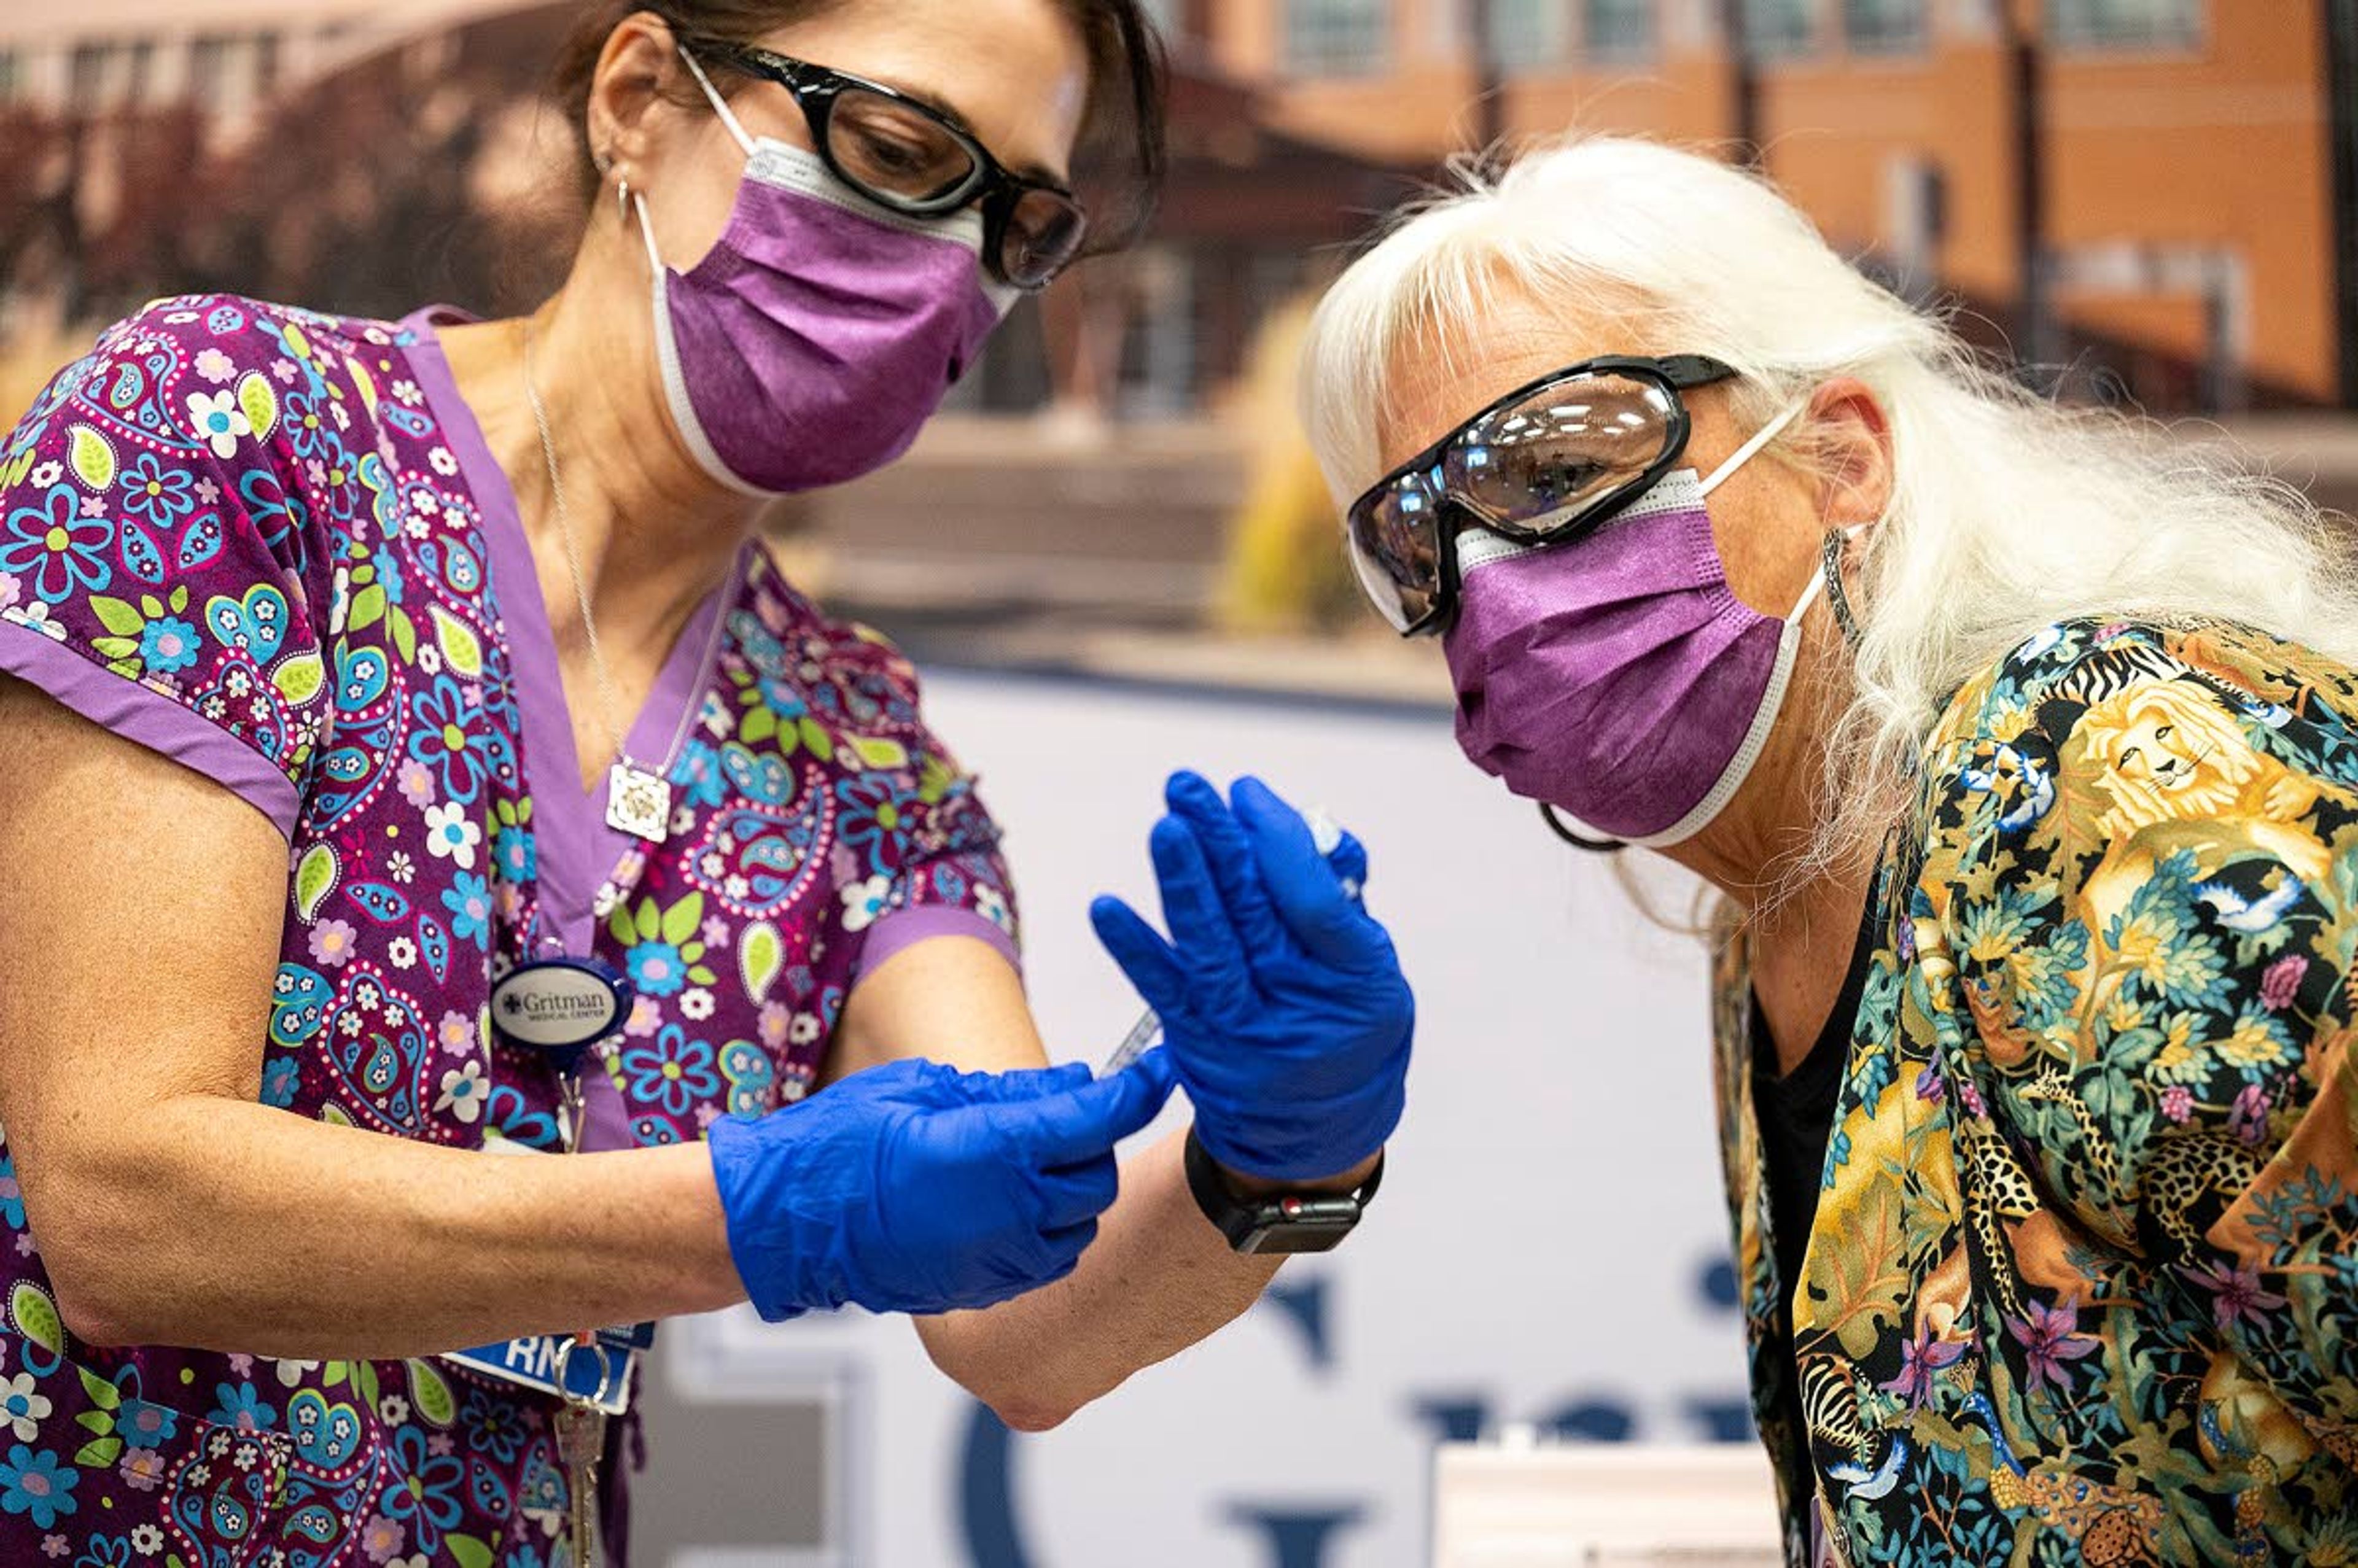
[708,1052,1175,1321]
[1089,772,1414,1182]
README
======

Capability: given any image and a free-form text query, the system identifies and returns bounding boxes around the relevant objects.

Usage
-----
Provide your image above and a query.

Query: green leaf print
[68,424,115,491]
[274,652,325,705]
[741,705,779,747]
[446,1535,495,1568]
[607,904,640,950]
[406,1358,456,1426]
[739,921,784,1004]
[349,583,386,632]
[77,1365,119,1410]
[387,604,418,666]
[169,583,189,614]
[238,370,279,439]
[88,596,145,638]
[356,1359,381,1410]
[660,893,706,947]
[797,715,835,763]
[294,844,340,922]
[432,605,483,678]
[90,637,141,661]
[10,1283,64,1354]
[138,594,165,621]
[849,735,908,769]
[74,1436,123,1469]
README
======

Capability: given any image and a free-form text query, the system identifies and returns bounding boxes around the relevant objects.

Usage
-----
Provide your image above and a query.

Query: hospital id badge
[442,1321,653,1418]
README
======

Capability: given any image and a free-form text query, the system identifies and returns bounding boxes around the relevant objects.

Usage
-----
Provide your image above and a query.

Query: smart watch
[1183,1127,1385,1254]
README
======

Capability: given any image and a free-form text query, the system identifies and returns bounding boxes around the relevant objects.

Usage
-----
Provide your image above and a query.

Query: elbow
[20,1184,162,1349]
[51,1283,141,1351]
[984,1390,1082,1434]
[920,1326,1091,1434]
[40,1239,152,1349]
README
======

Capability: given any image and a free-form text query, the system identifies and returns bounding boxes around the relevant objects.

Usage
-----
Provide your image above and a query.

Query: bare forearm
[37,1095,742,1359]
[918,1126,1280,1430]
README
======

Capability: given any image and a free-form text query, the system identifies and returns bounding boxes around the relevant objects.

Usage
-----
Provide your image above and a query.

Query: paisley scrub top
[1712,616,2358,1567]
[0,295,1020,1568]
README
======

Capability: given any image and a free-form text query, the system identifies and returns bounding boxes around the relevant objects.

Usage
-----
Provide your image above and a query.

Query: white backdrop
[663,669,1752,1568]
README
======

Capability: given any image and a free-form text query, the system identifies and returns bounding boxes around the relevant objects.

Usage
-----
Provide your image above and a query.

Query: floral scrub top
[0,295,1020,1568]
[1713,616,2358,1567]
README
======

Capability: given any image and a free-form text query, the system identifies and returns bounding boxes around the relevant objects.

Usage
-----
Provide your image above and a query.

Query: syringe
[1099,808,1363,1077]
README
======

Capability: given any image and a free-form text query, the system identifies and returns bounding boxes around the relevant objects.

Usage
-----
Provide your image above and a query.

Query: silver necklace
[521,320,674,844]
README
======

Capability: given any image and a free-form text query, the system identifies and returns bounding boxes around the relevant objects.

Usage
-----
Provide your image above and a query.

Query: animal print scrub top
[0,295,1019,1567]
[1714,616,2358,1567]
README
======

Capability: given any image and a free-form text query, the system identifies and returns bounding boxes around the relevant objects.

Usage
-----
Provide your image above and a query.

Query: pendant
[606,761,672,844]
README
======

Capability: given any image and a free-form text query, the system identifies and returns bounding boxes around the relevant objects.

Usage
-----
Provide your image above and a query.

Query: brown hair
[549,1,1166,258]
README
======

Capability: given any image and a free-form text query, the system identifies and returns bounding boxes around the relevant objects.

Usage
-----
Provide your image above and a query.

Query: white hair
[1299,133,2358,875]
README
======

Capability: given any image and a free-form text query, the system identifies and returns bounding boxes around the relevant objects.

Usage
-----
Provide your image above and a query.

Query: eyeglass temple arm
[1655,354,1740,388]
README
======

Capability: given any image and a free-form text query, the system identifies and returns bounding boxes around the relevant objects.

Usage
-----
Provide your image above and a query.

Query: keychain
[553,1334,608,1567]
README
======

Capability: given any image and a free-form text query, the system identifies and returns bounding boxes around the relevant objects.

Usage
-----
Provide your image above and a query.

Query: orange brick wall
[1196,0,2343,402]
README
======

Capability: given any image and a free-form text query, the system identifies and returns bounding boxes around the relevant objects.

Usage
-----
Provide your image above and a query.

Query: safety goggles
[1344,354,1739,635]
[689,39,1091,290]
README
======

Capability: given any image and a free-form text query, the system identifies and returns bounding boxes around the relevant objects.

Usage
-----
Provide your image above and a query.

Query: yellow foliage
[1214,295,1364,635]
[0,324,93,435]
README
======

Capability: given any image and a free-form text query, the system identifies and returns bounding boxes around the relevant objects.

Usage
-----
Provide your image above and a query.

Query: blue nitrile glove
[708,1051,1175,1321]
[1089,772,1413,1182]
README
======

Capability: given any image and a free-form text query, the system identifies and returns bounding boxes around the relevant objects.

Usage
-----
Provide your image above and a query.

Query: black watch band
[1182,1127,1385,1255]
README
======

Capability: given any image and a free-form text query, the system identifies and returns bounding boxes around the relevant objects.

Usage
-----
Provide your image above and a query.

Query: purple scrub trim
[855,904,1021,983]
[398,306,741,957]
[0,618,300,837]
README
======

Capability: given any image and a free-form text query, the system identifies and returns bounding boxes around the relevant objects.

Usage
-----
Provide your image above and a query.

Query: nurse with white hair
[1299,134,2358,1566]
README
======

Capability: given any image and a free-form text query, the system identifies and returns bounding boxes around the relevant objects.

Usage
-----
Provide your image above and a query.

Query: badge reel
[442,952,644,1566]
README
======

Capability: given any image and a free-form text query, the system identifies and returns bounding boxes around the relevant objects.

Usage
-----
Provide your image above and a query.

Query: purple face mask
[1441,404,1825,846]
[635,50,1013,495]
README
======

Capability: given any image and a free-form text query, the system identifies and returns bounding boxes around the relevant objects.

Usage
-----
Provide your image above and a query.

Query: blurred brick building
[3,1,2354,417]
[1146,0,2358,413]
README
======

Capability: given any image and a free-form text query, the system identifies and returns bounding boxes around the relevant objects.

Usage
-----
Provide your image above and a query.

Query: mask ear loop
[675,43,758,157]
[631,189,665,273]
[1698,398,1805,498]
[1539,802,1624,854]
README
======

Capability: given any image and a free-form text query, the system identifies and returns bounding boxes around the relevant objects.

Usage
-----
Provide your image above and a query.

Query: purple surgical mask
[1441,404,1824,846]
[634,50,1015,495]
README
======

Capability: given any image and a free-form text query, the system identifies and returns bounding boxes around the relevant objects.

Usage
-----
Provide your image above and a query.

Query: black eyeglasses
[686,38,1091,292]
[1344,354,1740,636]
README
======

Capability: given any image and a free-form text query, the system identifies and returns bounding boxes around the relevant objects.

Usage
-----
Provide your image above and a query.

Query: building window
[2046,0,2201,49]
[190,35,232,105]
[1283,0,1389,76]
[69,42,114,104]
[1741,0,1819,58]
[124,40,155,103]
[1485,0,1570,68]
[1583,0,1657,62]
[1843,0,1924,53]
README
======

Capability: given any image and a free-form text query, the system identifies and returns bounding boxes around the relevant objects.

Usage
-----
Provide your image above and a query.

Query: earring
[1822,526,1866,649]
[617,175,631,226]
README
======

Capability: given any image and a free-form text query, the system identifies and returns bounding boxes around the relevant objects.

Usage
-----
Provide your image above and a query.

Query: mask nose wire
[676,43,758,157]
